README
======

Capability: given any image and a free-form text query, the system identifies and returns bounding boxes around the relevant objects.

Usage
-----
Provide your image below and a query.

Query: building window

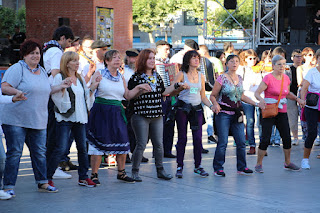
[183,11,202,26]
[133,37,141,43]
[182,36,198,43]
[155,36,172,44]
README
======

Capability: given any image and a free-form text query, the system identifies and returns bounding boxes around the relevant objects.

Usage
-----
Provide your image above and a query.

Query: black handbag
[306,93,319,106]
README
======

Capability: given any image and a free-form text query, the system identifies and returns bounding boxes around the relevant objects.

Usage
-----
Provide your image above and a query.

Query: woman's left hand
[297,98,306,108]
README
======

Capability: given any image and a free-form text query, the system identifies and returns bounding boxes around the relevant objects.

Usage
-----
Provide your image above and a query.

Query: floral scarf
[141,71,157,92]
[101,68,121,82]
[19,60,40,73]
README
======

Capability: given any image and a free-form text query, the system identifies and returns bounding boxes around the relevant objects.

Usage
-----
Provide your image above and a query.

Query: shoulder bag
[261,75,284,118]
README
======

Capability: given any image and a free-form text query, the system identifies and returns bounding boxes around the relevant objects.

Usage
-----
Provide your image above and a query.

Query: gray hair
[271,55,285,65]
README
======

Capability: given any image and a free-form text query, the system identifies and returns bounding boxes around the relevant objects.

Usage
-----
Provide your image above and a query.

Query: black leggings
[259,112,291,150]
[304,107,320,149]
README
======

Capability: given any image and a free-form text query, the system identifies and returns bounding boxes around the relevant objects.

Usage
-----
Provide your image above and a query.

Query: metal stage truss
[203,0,280,50]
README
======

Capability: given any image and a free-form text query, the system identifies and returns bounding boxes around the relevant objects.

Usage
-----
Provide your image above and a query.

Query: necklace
[188,71,198,81]
[227,73,237,85]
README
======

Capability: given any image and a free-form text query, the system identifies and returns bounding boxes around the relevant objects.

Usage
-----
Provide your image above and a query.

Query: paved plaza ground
[1,125,320,213]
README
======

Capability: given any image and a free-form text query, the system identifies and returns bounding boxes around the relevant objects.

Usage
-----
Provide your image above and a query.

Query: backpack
[39,44,60,70]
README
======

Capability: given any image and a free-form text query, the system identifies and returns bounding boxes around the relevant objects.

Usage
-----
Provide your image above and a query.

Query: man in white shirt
[82,40,110,84]
[43,26,74,179]
[123,48,139,84]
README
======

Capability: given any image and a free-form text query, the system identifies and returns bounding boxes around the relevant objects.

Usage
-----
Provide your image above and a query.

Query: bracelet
[174,82,180,90]
[209,104,213,109]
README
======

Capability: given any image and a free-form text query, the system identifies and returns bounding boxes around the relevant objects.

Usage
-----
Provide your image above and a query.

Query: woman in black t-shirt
[128,49,188,182]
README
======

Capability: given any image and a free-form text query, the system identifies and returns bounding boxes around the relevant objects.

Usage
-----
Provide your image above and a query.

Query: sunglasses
[294,55,302,58]
[307,53,314,57]
[247,57,256,60]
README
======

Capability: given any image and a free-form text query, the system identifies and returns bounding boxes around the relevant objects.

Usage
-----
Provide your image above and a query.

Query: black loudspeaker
[289,7,306,30]
[224,0,237,10]
[59,18,70,27]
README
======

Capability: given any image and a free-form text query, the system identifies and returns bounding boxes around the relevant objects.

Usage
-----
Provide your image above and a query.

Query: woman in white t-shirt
[300,49,320,169]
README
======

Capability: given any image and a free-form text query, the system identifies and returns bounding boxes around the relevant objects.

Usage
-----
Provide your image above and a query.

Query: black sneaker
[208,135,217,144]
[237,168,253,175]
[90,173,100,185]
[67,161,78,170]
[202,149,209,154]
[58,161,70,171]
[176,167,183,178]
[214,170,226,177]
[141,156,149,163]
[194,167,209,177]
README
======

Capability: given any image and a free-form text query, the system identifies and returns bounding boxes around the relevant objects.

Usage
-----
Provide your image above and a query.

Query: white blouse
[52,74,94,124]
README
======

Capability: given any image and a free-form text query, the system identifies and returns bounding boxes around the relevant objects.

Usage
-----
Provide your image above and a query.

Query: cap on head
[126,48,140,57]
[184,39,199,50]
[91,40,111,49]
[156,40,172,48]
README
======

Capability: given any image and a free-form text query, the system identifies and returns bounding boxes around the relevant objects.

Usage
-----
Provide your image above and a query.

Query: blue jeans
[0,140,5,189]
[271,125,281,142]
[2,125,47,189]
[213,113,247,171]
[47,121,89,180]
[242,102,255,147]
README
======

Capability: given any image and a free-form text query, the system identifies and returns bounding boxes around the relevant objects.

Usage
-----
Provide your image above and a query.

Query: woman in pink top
[254,55,305,173]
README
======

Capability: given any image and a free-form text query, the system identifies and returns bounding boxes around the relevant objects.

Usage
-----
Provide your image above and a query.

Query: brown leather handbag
[261,75,284,118]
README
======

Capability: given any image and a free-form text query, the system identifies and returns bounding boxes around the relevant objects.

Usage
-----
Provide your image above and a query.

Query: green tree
[207,0,254,35]
[0,6,16,37]
[16,6,26,32]
[132,0,203,43]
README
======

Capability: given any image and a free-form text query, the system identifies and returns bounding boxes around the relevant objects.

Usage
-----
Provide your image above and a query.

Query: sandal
[38,183,58,193]
[117,169,135,183]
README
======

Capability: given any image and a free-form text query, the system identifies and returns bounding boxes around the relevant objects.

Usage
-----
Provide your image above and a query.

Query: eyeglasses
[275,63,286,66]
[307,54,314,57]
[294,55,302,58]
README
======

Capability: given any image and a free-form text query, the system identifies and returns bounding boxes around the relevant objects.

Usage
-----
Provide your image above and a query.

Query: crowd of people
[1,25,320,200]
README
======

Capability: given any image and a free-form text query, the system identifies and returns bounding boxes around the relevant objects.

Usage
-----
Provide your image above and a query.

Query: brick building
[26,0,132,54]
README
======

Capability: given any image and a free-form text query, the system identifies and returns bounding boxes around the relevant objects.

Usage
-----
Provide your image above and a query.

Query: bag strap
[276,75,284,106]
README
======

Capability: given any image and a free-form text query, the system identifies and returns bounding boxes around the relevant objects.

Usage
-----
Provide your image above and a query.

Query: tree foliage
[0,6,26,37]
[132,0,204,33]
[208,0,254,34]
[0,6,16,37]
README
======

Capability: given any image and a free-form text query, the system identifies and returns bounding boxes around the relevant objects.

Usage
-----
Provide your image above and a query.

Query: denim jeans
[47,121,89,180]
[131,114,164,171]
[61,133,74,162]
[0,140,5,189]
[271,125,281,142]
[175,109,203,169]
[242,102,255,147]
[162,97,175,155]
[2,124,47,189]
[205,94,214,136]
[213,112,247,171]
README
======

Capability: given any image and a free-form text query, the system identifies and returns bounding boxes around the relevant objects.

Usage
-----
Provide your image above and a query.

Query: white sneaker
[292,138,299,146]
[0,190,12,200]
[53,167,72,179]
[314,138,320,146]
[301,158,311,170]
